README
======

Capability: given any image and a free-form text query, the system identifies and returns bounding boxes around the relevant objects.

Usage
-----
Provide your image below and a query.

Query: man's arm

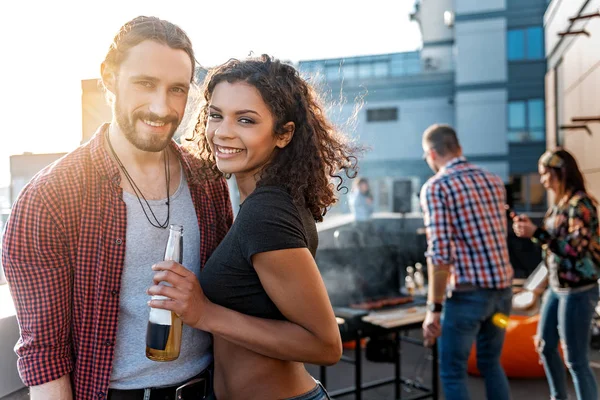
[2,182,74,388]
[29,375,72,400]
[427,259,450,305]
[420,181,453,345]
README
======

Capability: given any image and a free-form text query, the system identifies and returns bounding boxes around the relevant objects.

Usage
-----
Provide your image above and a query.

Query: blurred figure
[349,177,374,222]
[420,124,513,400]
[348,177,374,246]
[513,148,599,400]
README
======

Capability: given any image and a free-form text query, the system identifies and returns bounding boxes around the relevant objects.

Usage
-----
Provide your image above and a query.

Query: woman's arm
[544,198,597,260]
[148,248,343,366]
[514,199,598,261]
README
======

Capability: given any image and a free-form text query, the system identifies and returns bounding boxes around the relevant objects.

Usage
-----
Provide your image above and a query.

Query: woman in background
[513,148,600,400]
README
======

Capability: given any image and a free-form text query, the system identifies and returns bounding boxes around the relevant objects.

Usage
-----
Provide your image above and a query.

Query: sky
[0,0,422,187]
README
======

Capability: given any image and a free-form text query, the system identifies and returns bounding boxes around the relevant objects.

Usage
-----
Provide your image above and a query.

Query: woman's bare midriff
[212,336,317,400]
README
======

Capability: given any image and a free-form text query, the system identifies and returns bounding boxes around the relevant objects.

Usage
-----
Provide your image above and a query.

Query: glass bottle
[405,266,416,296]
[146,225,184,362]
[414,262,426,295]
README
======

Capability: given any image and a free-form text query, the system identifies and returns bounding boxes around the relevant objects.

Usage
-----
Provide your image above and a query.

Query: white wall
[456,89,508,155]
[544,0,599,64]
[455,0,506,14]
[455,18,507,85]
[421,46,455,73]
[418,0,455,43]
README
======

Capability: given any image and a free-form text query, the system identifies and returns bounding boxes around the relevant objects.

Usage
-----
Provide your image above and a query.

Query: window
[358,63,373,79]
[367,108,398,122]
[343,63,357,80]
[507,26,544,61]
[507,30,525,60]
[509,174,545,211]
[373,62,389,77]
[325,65,339,80]
[508,99,545,142]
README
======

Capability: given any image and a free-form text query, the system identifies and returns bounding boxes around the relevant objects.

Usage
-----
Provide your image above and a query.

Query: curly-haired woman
[513,148,600,400]
[148,55,359,399]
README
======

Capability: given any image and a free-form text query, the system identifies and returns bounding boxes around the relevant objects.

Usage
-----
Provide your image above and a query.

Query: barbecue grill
[315,244,438,399]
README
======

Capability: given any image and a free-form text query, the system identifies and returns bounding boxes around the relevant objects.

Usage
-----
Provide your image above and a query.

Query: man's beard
[114,97,181,152]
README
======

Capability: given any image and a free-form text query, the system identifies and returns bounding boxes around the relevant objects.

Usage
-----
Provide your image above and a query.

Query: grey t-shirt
[110,172,212,389]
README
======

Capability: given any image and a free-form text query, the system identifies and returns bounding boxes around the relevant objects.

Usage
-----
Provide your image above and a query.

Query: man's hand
[422,311,442,347]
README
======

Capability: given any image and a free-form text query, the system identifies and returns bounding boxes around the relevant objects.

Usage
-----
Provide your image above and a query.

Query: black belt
[108,369,210,400]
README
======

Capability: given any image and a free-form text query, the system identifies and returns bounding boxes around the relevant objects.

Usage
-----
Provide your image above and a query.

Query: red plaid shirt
[2,125,233,399]
[420,157,513,289]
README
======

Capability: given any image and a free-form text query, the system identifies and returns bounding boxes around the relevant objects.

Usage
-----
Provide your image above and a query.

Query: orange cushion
[467,314,561,378]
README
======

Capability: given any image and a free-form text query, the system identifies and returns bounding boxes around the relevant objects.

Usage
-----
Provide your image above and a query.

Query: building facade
[298,0,549,214]
[545,0,600,199]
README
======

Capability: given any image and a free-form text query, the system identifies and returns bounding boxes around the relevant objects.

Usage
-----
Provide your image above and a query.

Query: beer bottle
[405,266,416,296]
[146,224,184,362]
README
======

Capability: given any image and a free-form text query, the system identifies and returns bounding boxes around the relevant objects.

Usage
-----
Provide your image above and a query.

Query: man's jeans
[537,285,599,400]
[439,287,513,400]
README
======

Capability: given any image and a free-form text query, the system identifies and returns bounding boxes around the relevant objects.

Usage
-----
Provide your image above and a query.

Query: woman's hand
[147,261,211,331]
[512,214,537,238]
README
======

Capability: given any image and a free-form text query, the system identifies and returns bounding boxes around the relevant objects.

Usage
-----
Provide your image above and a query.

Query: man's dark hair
[102,16,196,83]
[423,124,461,156]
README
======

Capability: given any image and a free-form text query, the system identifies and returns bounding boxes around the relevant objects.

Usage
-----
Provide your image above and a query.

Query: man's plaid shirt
[2,125,233,399]
[420,156,513,289]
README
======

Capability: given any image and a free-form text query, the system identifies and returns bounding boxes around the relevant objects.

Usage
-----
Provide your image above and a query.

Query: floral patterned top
[534,191,600,290]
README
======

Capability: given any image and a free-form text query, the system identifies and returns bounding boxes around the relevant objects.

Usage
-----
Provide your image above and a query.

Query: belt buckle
[175,377,207,400]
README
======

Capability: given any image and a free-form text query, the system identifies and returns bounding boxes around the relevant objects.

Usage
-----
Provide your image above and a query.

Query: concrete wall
[349,96,455,162]
[455,18,508,85]
[455,89,509,155]
[456,0,506,15]
[417,0,455,43]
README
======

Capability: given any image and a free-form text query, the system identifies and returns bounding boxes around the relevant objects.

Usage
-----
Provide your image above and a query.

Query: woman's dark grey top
[201,186,318,320]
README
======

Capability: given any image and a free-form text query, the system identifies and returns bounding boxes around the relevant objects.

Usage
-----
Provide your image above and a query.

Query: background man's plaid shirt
[419,157,513,289]
[2,125,233,400]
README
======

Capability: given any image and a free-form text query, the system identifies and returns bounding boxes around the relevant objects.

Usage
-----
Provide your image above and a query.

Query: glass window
[373,62,389,78]
[507,27,544,61]
[508,102,526,129]
[526,27,544,59]
[367,108,398,122]
[358,63,373,79]
[528,99,544,129]
[343,63,357,80]
[508,99,545,143]
[325,65,339,80]
[390,61,404,76]
[507,30,525,61]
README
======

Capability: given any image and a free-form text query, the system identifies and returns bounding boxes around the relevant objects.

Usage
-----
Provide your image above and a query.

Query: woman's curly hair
[191,54,360,222]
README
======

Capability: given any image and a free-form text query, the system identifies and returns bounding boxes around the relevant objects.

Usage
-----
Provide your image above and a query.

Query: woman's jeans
[285,381,331,400]
[537,285,599,400]
[438,287,513,400]
[209,380,331,400]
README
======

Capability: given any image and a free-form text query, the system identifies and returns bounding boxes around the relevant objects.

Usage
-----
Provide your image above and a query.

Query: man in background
[420,124,513,400]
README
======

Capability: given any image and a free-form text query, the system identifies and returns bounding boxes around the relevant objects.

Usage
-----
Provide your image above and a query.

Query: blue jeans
[285,381,331,400]
[439,287,512,400]
[537,285,599,400]
[209,380,330,400]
